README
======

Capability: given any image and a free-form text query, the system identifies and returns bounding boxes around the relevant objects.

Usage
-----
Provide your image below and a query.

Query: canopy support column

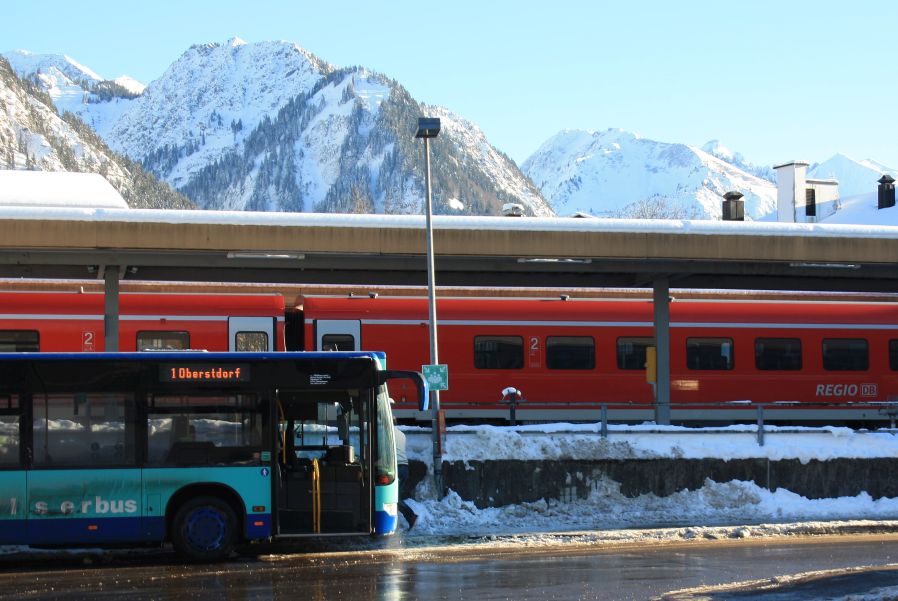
[653,278,671,425]
[103,265,120,352]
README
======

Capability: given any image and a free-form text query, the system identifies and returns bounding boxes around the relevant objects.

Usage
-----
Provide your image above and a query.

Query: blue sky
[6,0,898,168]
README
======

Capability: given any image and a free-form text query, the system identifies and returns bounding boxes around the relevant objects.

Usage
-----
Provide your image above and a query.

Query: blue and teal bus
[0,351,426,561]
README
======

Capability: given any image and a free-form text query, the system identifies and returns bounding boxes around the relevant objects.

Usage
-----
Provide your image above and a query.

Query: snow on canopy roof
[0,171,128,209]
[0,207,897,241]
[0,182,896,241]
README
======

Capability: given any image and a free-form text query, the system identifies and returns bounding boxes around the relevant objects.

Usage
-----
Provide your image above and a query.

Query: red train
[2,289,897,423]
[301,294,898,423]
[0,291,286,353]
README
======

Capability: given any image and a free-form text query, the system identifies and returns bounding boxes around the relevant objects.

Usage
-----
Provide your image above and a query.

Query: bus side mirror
[379,370,429,411]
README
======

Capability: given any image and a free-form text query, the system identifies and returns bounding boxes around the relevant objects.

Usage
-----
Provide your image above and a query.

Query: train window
[322,334,355,351]
[823,338,868,371]
[474,336,524,369]
[235,331,269,352]
[137,331,190,351]
[0,330,39,352]
[547,336,595,370]
[617,337,653,370]
[755,338,802,371]
[890,340,898,371]
[686,338,734,370]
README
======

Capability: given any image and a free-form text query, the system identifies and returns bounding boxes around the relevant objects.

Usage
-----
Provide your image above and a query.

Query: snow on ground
[664,565,898,600]
[401,425,898,537]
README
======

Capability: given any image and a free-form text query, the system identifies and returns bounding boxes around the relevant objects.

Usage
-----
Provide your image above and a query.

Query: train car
[0,291,286,353]
[301,294,898,423]
[3,287,898,423]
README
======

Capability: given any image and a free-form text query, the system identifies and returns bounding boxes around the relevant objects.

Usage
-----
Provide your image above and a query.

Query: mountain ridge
[0,56,192,209]
[6,39,898,222]
[521,128,777,219]
[5,39,552,217]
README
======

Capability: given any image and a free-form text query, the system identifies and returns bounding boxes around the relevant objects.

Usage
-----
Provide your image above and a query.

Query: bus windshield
[375,385,396,485]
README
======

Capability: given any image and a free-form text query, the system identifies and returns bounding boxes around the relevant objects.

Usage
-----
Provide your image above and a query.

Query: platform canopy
[0,207,895,292]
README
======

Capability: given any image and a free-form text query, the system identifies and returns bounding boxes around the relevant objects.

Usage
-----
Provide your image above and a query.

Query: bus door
[228,317,275,352]
[314,320,361,351]
[275,389,371,536]
[27,392,142,545]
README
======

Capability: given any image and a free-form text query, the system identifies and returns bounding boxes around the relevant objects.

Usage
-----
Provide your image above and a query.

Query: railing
[412,398,898,447]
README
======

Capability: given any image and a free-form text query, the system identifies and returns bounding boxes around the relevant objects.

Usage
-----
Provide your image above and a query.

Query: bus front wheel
[171,496,239,562]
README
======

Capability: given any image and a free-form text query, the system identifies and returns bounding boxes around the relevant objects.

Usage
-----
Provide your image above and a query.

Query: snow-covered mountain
[522,129,777,219]
[0,57,191,209]
[809,153,897,198]
[6,39,552,217]
[3,49,143,140]
[701,139,775,182]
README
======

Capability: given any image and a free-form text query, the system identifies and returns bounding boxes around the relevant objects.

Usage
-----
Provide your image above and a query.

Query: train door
[314,320,361,351]
[228,317,275,352]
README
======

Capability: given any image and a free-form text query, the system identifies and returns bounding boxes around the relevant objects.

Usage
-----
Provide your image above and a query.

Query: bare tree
[612,195,700,219]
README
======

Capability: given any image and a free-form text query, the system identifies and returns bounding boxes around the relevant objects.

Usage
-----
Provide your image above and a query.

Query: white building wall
[774,161,809,223]
[773,162,841,223]
[807,179,840,221]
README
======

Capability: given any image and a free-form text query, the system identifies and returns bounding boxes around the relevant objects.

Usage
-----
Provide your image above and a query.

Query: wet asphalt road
[2,535,898,600]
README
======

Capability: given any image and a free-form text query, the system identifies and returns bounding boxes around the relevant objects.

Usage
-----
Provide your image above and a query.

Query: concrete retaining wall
[426,459,898,509]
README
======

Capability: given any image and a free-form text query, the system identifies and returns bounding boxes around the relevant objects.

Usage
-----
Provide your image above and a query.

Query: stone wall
[429,459,898,508]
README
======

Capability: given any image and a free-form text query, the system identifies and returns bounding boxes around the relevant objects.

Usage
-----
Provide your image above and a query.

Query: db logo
[861,383,878,397]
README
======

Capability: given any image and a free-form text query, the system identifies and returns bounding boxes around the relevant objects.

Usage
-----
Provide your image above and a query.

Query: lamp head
[415,117,441,138]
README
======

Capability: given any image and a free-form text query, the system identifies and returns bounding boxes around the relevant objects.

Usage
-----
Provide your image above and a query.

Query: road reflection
[1,535,898,600]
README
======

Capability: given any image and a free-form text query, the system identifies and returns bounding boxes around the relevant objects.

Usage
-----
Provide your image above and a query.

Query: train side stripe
[0,314,284,322]
[318,318,898,330]
[672,322,898,330]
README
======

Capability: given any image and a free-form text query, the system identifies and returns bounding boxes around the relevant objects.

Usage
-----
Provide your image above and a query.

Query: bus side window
[147,393,262,466]
[0,395,20,467]
[32,393,135,466]
[235,332,269,352]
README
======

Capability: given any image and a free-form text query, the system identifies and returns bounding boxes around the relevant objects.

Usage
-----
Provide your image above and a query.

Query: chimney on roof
[722,191,744,221]
[878,175,895,209]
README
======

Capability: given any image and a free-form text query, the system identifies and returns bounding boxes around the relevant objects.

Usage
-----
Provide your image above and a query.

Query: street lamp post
[415,117,441,485]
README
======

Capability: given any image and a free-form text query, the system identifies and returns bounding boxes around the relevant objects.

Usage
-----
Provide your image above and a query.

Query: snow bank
[406,425,898,465]
[401,426,898,537]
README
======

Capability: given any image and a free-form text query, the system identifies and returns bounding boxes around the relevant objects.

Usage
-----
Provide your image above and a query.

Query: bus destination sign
[160,364,251,383]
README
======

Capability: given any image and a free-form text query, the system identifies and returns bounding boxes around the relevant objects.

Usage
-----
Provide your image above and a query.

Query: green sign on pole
[422,364,449,391]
